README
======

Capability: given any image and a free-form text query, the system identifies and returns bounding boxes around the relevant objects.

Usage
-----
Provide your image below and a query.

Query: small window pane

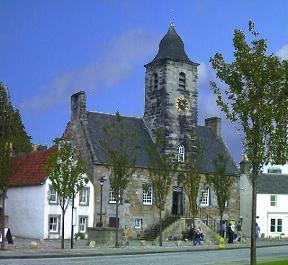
[143,184,152,205]
[135,218,143,229]
[200,188,209,206]
[277,219,282,232]
[270,218,275,232]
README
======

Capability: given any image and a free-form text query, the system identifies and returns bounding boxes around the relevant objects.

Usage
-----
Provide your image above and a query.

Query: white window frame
[142,184,152,205]
[177,145,185,162]
[79,216,88,233]
[49,215,60,233]
[109,188,116,204]
[135,218,143,229]
[200,188,210,207]
[49,186,57,204]
[79,187,89,206]
[270,195,277,207]
[277,219,282,232]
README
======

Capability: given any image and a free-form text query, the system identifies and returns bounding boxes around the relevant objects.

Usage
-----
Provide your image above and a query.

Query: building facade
[65,23,240,236]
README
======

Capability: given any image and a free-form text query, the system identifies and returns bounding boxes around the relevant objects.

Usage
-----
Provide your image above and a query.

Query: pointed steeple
[152,23,192,63]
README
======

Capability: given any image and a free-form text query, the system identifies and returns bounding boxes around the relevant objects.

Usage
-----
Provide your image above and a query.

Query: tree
[180,135,204,229]
[210,21,288,265]
[146,129,179,246]
[206,153,233,235]
[45,139,87,249]
[99,111,138,247]
[0,82,31,249]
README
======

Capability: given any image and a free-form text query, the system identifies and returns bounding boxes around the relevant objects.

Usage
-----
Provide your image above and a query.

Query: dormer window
[179,72,186,89]
[153,73,158,89]
[177,145,185,162]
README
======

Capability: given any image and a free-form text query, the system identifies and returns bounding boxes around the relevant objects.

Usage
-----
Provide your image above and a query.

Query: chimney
[71,91,87,121]
[205,117,221,137]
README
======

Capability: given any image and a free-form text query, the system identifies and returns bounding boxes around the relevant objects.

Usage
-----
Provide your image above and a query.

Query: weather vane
[170,9,174,26]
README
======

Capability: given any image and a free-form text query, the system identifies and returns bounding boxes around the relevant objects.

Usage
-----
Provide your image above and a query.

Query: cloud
[276,44,288,60]
[23,29,158,111]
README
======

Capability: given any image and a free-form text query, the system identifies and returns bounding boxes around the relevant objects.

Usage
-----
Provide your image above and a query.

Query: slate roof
[86,112,154,168]
[257,173,288,194]
[152,24,193,64]
[196,126,239,175]
[10,149,54,187]
[86,112,239,175]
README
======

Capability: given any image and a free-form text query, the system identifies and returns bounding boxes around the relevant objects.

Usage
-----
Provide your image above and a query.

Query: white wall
[263,163,288,174]
[6,185,45,239]
[257,194,288,238]
[44,178,94,239]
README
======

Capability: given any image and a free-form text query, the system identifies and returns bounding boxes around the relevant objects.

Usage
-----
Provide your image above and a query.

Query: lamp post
[98,177,106,227]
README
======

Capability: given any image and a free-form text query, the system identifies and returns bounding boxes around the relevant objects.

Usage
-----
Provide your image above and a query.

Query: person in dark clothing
[227,223,234,243]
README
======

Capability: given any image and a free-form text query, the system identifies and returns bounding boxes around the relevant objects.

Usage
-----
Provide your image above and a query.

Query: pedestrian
[256,223,260,240]
[235,221,242,243]
[227,223,234,243]
[194,229,201,246]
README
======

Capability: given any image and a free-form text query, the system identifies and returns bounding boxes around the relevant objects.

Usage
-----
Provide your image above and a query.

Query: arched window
[153,73,158,89]
[179,72,186,89]
[177,145,185,162]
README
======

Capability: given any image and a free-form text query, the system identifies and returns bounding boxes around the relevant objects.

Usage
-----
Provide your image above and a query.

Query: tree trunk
[115,202,119,248]
[61,207,65,249]
[159,204,162,247]
[250,170,257,265]
[220,214,223,237]
[1,193,5,250]
[70,193,75,249]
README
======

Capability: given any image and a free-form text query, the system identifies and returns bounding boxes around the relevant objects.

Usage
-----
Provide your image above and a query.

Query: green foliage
[146,129,179,212]
[206,153,233,221]
[45,139,87,208]
[180,134,204,220]
[99,111,138,247]
[210,21,288,265]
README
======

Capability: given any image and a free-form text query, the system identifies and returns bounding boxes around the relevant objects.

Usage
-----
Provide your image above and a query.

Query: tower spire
[170,9,174,27]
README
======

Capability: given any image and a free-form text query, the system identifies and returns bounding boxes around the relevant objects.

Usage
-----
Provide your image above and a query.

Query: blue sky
[1,0,288,164]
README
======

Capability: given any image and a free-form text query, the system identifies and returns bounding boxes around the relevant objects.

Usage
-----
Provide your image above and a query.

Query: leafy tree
[99,111,138,247]
[0,82,31,249]
[210,21,288,265]
[180,135,204,229]
[206,153,233,235]
[45,139,87,249]
[146,129,179,246]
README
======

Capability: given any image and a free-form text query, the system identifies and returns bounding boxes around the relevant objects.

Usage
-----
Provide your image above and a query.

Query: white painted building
[5,150,94,239]
[240,159,288,238]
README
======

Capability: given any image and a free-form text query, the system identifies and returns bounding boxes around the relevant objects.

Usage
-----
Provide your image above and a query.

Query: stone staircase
[139,215,181,241]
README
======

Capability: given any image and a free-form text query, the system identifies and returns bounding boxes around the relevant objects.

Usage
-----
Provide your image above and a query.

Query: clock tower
[144,23,199,157]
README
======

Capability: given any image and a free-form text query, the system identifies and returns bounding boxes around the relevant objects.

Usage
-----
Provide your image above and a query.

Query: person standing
[256,223,260,240]
[235,221,242,243]
[227,223,234,243]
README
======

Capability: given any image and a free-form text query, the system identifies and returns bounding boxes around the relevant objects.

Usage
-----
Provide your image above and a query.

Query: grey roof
[86,112,154,168]
[152,24,193,64]
[196,126,239,175]
[257,173,288,194]
[86,112,239,175]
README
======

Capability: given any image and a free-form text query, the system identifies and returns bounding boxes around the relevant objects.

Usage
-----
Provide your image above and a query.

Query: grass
[259,261,288,265]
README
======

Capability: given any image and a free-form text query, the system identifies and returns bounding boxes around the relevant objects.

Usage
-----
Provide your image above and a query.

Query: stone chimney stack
[205,117,221,137]
[71,91,87,121]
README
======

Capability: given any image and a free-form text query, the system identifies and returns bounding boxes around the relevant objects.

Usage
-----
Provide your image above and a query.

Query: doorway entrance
[172,186,183,215]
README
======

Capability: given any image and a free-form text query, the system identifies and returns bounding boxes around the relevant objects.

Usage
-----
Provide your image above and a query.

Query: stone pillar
[205,117,221,137]
[71,91,87,121]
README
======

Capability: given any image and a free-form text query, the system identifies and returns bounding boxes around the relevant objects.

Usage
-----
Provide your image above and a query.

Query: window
[179,72,186,89]
[135,218,143,229]
[79,187,90,206]
[200,188,210,206]
[49,186,57,204]
[153,73,158,89]
[49,216,59,233]
[142,184,152,205]
[270,218,283,233]
[109,188,116,204]
[277,219,282,232]
[268,167,282,174]
[79,216,88,233]
[270,195,277,207]
[177,145,185,162]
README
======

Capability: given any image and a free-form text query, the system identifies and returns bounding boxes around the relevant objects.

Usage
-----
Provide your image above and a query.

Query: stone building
[65,23,239,235]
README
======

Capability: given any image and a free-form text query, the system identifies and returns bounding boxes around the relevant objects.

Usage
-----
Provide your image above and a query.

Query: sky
[1,0,288,164]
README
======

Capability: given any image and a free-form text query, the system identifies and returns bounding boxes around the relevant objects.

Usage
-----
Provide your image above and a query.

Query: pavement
[1,238,288,260]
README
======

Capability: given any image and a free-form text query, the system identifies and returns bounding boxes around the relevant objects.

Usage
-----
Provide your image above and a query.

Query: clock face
[176,96,189,112]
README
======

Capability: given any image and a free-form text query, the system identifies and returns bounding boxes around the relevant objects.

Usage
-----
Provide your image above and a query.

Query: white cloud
[23,29,158,111]
[276,44,288,60]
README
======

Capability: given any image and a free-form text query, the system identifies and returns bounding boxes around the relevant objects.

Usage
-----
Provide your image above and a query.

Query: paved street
[1,246,288,265]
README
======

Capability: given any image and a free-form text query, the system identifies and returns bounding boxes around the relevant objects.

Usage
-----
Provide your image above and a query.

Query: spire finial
[170,9,174,27]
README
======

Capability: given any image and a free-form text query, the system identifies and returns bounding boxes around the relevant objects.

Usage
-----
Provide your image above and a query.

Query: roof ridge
[87,111,143,120]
